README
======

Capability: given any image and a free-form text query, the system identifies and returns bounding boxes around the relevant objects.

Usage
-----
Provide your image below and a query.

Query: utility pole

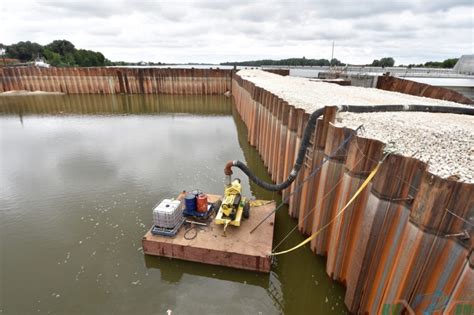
[330,41,335,66]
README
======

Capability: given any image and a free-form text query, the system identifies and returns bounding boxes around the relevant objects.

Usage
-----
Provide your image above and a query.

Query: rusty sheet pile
[0,67,232,95]
[232,70,472,314]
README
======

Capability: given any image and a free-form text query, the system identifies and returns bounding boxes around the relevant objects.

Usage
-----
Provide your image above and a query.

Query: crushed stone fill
[338,111,474,182]
[237,69,473,182]
[237,69,469,110]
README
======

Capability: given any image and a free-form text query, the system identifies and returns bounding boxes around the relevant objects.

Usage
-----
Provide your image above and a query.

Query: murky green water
[0,95,347,314]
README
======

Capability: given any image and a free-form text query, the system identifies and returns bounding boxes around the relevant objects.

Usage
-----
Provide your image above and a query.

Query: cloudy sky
[1,0,473,64]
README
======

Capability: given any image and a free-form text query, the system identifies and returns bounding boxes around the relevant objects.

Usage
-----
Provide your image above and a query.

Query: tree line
[0,40,111,67]
[221,57,392,67]
[401,58,459,69]
[221,57,344,67]
[370,57,395,67]
[222,56,459,69]
[0,41,460,69]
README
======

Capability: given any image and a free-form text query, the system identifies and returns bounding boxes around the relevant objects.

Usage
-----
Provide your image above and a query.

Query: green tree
[379,57,395,67]
[63,53,76,66]
[43,49,63,66]
[372,57,395,67]
[424,61,442,67]
[424,58,458,68]
[73,49,106,67]
[6,41,44,61]
[330,58,343,66]
[46,40,75,56]
[3,39,110,67]
[371,59,381,66]
[441,58,458,68]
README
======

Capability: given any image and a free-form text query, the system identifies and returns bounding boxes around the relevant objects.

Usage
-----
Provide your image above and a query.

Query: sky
[1,0,473,65]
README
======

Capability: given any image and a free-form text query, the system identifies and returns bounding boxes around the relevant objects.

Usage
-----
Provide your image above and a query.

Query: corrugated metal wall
[376,75,473,104]
[232,72,473,314]
[0,67,232,95]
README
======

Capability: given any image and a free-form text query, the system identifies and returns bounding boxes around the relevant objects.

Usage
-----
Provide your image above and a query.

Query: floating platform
[142,194,276,272]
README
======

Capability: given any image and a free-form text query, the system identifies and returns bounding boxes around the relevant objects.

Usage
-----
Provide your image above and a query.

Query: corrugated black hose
[225,104,474,192]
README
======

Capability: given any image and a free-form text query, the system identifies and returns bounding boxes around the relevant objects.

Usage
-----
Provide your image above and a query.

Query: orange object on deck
[196,194,208,212]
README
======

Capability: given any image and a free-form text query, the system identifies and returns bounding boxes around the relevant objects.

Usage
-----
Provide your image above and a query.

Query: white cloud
[0,0,473,64]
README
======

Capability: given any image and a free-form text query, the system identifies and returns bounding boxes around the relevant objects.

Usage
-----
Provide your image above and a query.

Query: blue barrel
[184,193,197,212]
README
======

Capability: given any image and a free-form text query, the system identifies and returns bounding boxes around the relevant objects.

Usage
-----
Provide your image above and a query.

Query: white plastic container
[152,199,183,229]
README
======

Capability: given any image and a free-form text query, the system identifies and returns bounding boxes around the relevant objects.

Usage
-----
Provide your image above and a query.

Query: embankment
[232,72,473,314]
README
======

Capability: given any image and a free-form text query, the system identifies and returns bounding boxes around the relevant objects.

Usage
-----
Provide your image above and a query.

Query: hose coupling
[224,160,235,176]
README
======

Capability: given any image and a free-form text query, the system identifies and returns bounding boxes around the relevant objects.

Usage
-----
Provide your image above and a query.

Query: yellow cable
[270,161,381,256]
[249,200,272,207]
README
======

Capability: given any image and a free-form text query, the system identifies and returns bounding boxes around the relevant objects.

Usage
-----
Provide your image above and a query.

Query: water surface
[0,95,347,314]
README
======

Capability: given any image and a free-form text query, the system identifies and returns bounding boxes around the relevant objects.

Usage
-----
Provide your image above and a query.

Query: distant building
[33,57,50,68]
[453,55,474,75]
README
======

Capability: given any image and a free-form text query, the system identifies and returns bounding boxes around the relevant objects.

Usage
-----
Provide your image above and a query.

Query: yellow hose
[270,161,381,256]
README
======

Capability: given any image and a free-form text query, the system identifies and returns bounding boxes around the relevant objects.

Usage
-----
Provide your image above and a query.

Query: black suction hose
[225,104,474,192]
[225,107,324,191]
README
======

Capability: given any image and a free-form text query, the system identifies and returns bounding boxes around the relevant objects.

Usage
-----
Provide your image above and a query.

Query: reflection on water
[0,95,346,314]
[0,94,232,116]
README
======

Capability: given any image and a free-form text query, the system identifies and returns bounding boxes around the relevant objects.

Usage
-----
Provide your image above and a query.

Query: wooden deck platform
[142,194,275,272]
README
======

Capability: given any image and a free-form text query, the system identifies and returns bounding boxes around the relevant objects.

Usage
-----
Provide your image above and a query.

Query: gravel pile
[238,69,473,182]
[238,69,467,109]
[337,112,473,183]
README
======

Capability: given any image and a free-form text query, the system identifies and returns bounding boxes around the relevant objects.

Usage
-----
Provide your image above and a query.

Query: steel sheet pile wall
[377,75,473,105]
[232,72,473,314]
[0,67,232,95]
[262,69,290,76]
